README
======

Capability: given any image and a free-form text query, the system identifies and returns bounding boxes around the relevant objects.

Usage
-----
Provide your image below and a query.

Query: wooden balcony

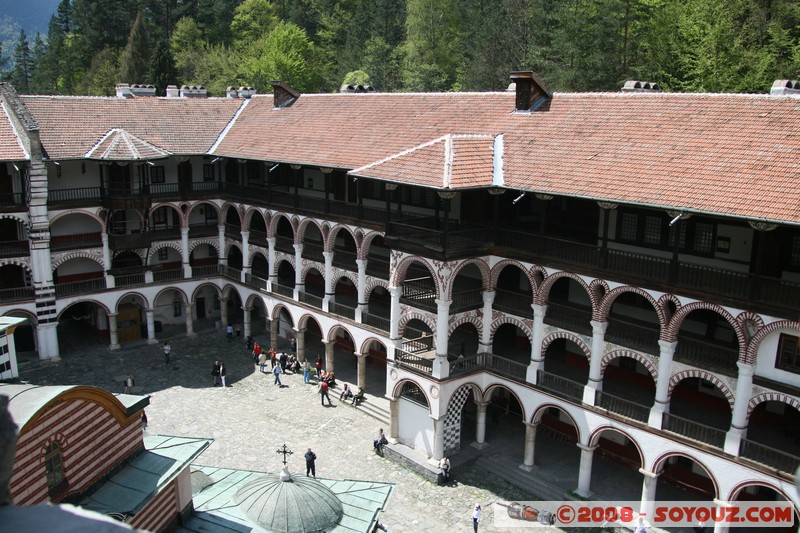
[51,232,102,251]
[108,232,152,250]
[0,240,29,257]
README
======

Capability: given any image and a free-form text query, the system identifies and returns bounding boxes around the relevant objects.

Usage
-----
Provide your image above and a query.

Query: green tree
[231,0,280,46]
[151,38,178,95]
[76,47,120,96]
[119,11,151,83]
[342,69,370,86]
[240,22,318,92]
[402,0,464,91]
[361,36,403,91]
[71,0,137,67]
[11,30,34,92]
[171,17,205,85]
[29,33,47,93]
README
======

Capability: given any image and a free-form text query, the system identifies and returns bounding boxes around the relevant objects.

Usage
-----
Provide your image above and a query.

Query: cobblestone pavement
[16,330,569,533]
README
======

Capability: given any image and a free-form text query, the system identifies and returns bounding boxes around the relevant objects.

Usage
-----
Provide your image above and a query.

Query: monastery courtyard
[14,326,562,533]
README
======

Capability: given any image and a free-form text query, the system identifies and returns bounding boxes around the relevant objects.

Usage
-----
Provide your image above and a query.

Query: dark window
[150,166,165,184]
[158,248,168,260]
[45,441,66,493]
[777,334,800,374]
[208,245,217,257]
[153,207,167,226]
[400,381,429,407]
[173,301,182,317]
[618,209,715,256]
[790,237,800,268]
[203,164,215,182]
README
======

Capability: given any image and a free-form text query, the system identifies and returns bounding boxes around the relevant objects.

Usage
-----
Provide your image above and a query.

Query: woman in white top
[472,503,481,532]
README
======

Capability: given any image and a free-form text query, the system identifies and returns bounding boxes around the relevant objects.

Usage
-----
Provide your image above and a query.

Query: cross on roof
[276,443,293,465]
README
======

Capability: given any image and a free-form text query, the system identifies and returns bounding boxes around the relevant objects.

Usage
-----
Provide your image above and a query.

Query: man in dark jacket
[304,448,317,477]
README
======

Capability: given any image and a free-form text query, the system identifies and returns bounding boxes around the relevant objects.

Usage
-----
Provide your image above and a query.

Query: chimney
[238,86,257,99]
[165,85,180,98]
[509,71,552,113]
[770,79,800,96]
[339,84,376,93]
[129,84,156,97]
[226,86,239,98]
[270,81,300,108]
[115,83,132,98]
[180,85,207,98]
[621,80,662,92]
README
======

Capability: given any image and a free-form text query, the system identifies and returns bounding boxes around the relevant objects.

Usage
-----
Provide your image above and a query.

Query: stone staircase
[332,389,390,427]
[473,455,568,502]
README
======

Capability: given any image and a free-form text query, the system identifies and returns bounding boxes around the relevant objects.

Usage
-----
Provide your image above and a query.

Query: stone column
[432,298,451,379]
[474,401,489,449]
[582,320,608,404]
[575,444,598,498]
[296,328,306,361]
[181,227,191,278]
[388,286,401,340]
[217,224,227,265]
[108,313,120,351]
[243,306,252,338]
[712,499,732,533]
[526,303,547,384]
[323,251,334,310]
[356,353,367,389]
[324,339,335,373]
[648,339,676,428]
[184,302,195,337]
[520,421,538,471]
[267,237,277,289]
[36,323,60,361]
[389,399,399,440]
[240,230,250,282]
[724,361,755,455]
[355,259,367,322]
[101,233,114,288]
[219,297,229,329]
[293,243,304,299]
[432,416,445,461]
[480,290,495,352]
[639,468,660,520]
[270,319,279,350]
[145,308,157,344]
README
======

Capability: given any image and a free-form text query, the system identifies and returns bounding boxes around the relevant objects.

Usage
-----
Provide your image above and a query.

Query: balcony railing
[274,236,294,254]
[543,301,592,335]
[299,291,324,308]
[605,318,660,355]
[0,192,24,208]
[402,334,433,354]
[0,286,34,302]
[193,264,221,278]
[536,370,585,402]
[400,277,437,312]
[481,353,528,381]
[595,391,651,423]
[331,248,357,270]
[221,266,241,281]
[0,240,29,257]
[450,287,483,314]
[365,256,390,279]
[249,229,269,248]
[153,269,183,282]
[108,233,152,250]
[361,312,390,331]
[272,283,294,298]
[244,273,267,290]
[395,349,434,375]
[301,242,324,263]
[674,337,739,377]
[493,289,532,317]
[48,187,102,205]
[115,272,146,287]
[55,277,106,297]
[150,227,181,241]
[188,222,218,238]
[51,232,102,251]
[662,412,726,449]
[739,439,800,474]
[329,301,356,320]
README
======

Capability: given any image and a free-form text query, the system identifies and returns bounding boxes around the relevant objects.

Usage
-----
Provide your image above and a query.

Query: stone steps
[474,455,567,502]
[332,390,390,427]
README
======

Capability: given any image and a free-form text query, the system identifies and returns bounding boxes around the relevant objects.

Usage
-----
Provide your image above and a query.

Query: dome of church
[233,468,344,532]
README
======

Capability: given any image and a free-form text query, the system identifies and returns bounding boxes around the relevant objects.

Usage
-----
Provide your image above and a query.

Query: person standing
[269,347,277,369]
[439,456,451,482]
[162,341,171,364]
[235,323,242,338]
[318,380,332,406]
[472,503,481,533]
[253,341,262,365]
[219,361,226,387]
[272,362,283,386]
[258,350,268,373]
[304,448,317,477]
[315,355,322,380]
[303,360,311,383]
[279,351,288,372]
[124,373,135,393]
[212,360,220,386]
[290,337,297,354]
[226,324,233,342]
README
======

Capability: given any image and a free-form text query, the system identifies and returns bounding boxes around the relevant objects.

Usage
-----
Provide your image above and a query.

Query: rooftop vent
[621,80,662,92]
[509,71,552,113]
[226,86,239,98]
[115,83,132,98]
[165,85,180,98]
[238,86,257,99]
[180,85,207,98]
[339,84,375,93]
[770,79,800,96]
[129,84,156,97]
[270,81,300,108]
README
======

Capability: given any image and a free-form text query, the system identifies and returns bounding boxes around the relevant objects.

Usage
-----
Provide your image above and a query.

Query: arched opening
[365,235,390,279]
[530,405,581,496]
[359,339,387,396]
[491,323,530,365]
[227,246,243,271]
[189,244,217,267]
[251,252,269,279]
[57,301,111,352]
[741,401,800,474]
[246,295,268,339]
[451,263,483,314]
[399,261,436,312]
[276,260,295,292]
[544,277,591,336]
[450,322,479,362]
[539,338,589,402]
[327,325,356,385]
[331,229,357,271]
[396,380,432,454]
[6,310,37,358]
[50,213,101,252]
[605,291,660,355]
[302,268,325,306]
[331,276,357,310]
[274,217,294,254]
[667,377,732,449]
[115,293,147,344]
[111,251,142,270]
[151,246,181,270]
[586,429,644,500]
[224,205,242,239]
[153,288,188,337]
[297,315,323,364]
[222,286,243,334]
[249,211,268,247]
[301,223,324,263]
[53,257,103,293]
[730,484,799,533]
[363,285,390,331]
[442,384,478,455]
[149,205,180,237]
[597,355,655,423]
[187,202,218,238]
[192,284,222,331]
[675,309,739,377]
[493,263,532,318]
[654,454,716,502]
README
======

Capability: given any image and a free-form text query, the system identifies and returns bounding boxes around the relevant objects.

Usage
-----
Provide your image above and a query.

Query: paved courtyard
[15,328,560,533]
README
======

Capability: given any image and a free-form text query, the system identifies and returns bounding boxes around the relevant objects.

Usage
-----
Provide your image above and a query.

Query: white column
[145,308,157,344]
[432,416,445,461]
[432,298,451,379]
[526,303,547,384]
[582,320,608,404]
[648,339,676,428]
[296,328,306,362]
[243,306,252,338]
[184,302,195,337]
[473,401,489,449]
[480,290,495,352]
[322,251,334,310]
[293,243,303,299]
[355,259,367,322]
[712,499,732,533]
[575,444,597,498]
[217,224,227,265]
[267,237,276,289]
[724,361,755,455]
[639,468,660,520]
[219,297,229,329]
[520,422,537,471]
[240,230,250,282]
[356,353,367,389]
[36,323,60,361]
[108,313,120,351]
[101,233,114,287]
[388,286,401,340]
[181,227,191,278]
[324,339,334,373]
[389,399,399,441]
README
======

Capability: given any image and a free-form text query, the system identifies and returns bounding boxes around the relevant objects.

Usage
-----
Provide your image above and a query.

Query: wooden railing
[0,286,35,302]
[673,337,739,377]
[536,370,585,402]
[48,187,102,205]
[481,353,528,381]
[331,248,357,270]
[244,273,267,290]
[595,391,651,423]
[450,287,483,313]
[0,240,29,257]
[299,291,324,308]
[192,265,221,278]
[543,301,592,336]
[739,439,800,474]
[395,349,434,375]
[188,222,218,238]
[329,301,356,319]
[115,272,146,287]
[401,333,434,354]
[365,256,390,279]
[272,283,294,298]
[153,269,183,282]
[301,242,324,262]
[492,289,532,317]
[221,266,241,281]
[55,277,106,297]
[662,412,726,448]
[400,277,437,312]
[51,232,103,251]
[361,312,390,331]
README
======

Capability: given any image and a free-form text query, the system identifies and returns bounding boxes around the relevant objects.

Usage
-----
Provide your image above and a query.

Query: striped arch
[326,224,357,253]
[113,292,149,312]
[390,378,433,409]
[148,202,183,227]
[667,369,735,409]
[600,349,658,381]
[184,201,220,226]
[484,383,527,422]
[657,293,682,322]
[489,259,535,291]
[536,270,597,310]
[112,249,146,262]
[301,263,324,281]
[326,323,356,345]
[5,308,38,327]
[220,202,244,225]
[298,217,325,243]
[541,330,591,358]
[587,425,644,466]
[397,310,436,335]
[358,336,388,356]
[189,239,220,254]
[747,392,800,421]
[727,480,800,509]
[360,231,386,261]
[148,241,182,261]
[391,255,442,298]
[269,213,299,242]
[51,251,103,270]
[225,242,243,258]
[247,247,268,265]
[50,209,102,230]
[449,315,483,337]
[0,257,32,275]
[666,302,746,361]
[57,299,112,320]
[597,285,667,331]
[275,256,296,272]
[243,206,267,230]
[489,316,533,343]
[650,451,720,499]
[154,286,189,304]
[331,270,358,293]
[0,212,29,229]
[745,319,798,365]
[530,403,582,443]
[364,278,389,302]
[272,302,295,323]
[449,258,491,292]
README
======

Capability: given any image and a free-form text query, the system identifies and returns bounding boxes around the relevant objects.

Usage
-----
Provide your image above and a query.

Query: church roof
[85,128,172,161]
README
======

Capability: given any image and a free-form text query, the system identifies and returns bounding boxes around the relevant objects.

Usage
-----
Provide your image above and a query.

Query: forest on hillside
[3,0,800,96]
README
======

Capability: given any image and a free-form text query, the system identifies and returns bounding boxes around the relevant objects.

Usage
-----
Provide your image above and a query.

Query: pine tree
[11,30,34,92]
[119,11,151,84]
[151,38,177,95]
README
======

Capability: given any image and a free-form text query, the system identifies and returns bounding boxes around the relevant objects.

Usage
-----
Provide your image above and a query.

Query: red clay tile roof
[0,102,28,161]
[351,134,497,189]
[20,95,243,159]
[86,128,172,160]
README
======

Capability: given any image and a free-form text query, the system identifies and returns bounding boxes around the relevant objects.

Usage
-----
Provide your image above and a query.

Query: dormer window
[45,441,67,495]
